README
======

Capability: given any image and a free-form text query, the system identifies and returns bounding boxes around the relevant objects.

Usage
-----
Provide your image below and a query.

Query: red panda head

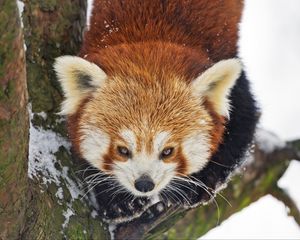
[54,55,241,197]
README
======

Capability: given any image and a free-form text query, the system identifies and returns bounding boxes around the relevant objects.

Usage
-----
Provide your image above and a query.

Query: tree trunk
[0,0,28,239]
[20,0,108,239]
[0,1,299,239]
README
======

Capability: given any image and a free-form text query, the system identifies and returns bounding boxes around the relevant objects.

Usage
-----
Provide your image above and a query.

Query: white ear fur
[54,56,107,115]
[191,58,242,117]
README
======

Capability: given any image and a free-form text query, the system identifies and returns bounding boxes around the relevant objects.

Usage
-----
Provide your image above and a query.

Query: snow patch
[36,111,47,120]
[55,187,64,201]
[61,166,82,199]
[86,0,94,28]
[91,210,98,218]
[88,189,100,211]
[17,0,24,28]
[255,128,286,153]
[62,207,74,229]
[28,111,71,185]
[108,223,116,240]
[28,104,84,224]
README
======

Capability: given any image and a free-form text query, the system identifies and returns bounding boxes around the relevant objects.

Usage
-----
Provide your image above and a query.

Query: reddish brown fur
[81,0,242,63]
[69,0,242,173]
[67,98,90,157]
[175,146,188,175]
[203,99,226,154]
[102,144,116,172]
[76,74,213,171]
[80,0,242,83]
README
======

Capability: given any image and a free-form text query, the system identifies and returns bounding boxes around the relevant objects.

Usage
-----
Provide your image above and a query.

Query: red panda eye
[117,146,131,158]
[160,147,174,159]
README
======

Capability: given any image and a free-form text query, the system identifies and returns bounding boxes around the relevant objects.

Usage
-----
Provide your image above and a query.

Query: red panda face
[54,56,241,197]
[78,77,214,196]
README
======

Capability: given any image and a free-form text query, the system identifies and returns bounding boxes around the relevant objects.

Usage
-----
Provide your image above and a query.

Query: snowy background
[87,0,300,238]
[201,0,300,238]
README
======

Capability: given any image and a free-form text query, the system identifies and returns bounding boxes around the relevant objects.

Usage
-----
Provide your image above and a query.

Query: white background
[201,0,300,238]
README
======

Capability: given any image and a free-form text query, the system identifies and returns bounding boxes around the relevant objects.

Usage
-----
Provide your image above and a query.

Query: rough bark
[0,0,28,239]
[21,0,107,239]
[0,0,299,239]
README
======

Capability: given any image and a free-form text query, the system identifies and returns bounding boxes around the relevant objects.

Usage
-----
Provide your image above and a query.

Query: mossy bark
[21,0,107,239]
[0,0,28,239]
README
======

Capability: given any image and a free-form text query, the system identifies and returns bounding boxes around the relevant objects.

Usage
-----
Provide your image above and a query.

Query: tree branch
[270,186,300,226]
[287,139,300,161]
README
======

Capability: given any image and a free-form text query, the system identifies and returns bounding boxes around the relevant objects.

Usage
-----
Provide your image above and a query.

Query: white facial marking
[113,156,177,197]
[120,129,136,150]
[153,131,170,152]
[199,119,208,125]
[112,131,177,197]
[80,127,110,169]
[182,132,211,174]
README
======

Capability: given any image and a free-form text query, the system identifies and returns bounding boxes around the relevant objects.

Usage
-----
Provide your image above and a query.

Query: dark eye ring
[117,146,131,158]
[160,147,174,159]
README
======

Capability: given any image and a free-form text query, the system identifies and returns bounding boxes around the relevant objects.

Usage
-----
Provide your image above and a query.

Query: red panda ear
[191,59,242,118]
[54,56,107,115]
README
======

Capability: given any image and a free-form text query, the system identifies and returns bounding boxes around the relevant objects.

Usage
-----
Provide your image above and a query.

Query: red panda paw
[99,195,152,223]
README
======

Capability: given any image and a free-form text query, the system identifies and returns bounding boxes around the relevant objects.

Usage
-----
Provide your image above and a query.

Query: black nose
[134,175,155,193]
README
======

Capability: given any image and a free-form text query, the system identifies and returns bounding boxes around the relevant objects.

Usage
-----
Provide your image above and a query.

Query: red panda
[55,0,257,220]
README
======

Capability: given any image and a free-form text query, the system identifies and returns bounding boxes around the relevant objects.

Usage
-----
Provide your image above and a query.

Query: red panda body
[55,0,257,222]
[78,0,243,91]
[81,0,242,63]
